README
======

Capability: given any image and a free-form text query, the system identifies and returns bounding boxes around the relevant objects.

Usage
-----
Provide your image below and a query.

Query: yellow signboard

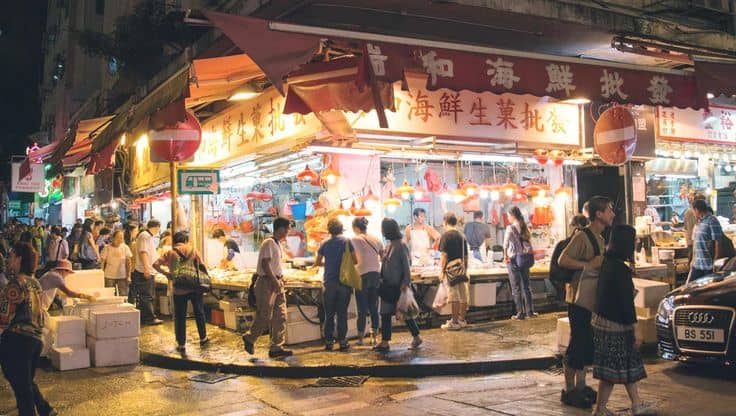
[129,133,170,193]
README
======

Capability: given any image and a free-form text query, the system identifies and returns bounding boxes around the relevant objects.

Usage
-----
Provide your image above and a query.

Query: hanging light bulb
[490,186,501,201]
[439,182,452,201]
[297,165,319,182]
[451,188,466,203]
[321,167,339,185]
[413,181,426,200]
[396,180,415,200]
[383,192,402,212]
[501,182,518,198]
[555,187,573,201]
[461,180,479,197]
[479,184,492,200]
[362,187,380,210]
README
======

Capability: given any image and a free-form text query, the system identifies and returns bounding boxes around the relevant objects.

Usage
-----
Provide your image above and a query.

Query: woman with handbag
[153,231,209,352]
[503,206,537,320]
[351,217,383,346]
[439,212,470,330]
[78,223,100,270]
[314,219,357,352]
[373,218,422,352]
[591,225,654,416]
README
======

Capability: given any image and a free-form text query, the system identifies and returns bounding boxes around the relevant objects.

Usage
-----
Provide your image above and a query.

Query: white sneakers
[441,320,467,330]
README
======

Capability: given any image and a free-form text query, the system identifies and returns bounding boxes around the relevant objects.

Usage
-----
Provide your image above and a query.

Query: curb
[140,351,559,378]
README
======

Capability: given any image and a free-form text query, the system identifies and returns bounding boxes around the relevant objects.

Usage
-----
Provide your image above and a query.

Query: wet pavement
[2,360,735,415]
[140,312,564,376]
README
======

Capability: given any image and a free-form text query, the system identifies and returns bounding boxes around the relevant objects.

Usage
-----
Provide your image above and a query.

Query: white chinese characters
[600,69,628,100]
[420,51,454,87]
[486,57,520,89]
[366,43,388,77]
[647,75,673,104]
[545,64,576,96]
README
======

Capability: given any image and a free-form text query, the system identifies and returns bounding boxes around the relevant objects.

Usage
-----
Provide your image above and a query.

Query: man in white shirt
[133,219,162,325]
[242,217,292,358]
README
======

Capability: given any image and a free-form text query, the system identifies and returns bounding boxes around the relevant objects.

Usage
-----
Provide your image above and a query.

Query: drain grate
[306,375,369,388]
[189,372,238,384]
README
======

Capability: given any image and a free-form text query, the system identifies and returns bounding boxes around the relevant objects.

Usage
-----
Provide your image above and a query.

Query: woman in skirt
[592,224,655,416]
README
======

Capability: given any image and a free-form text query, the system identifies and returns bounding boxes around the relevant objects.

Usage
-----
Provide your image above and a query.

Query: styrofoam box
[287,305,319,323]
[470,282,497,307]
[224,310,255,332]
[556,317,571,354]
[76,301,134,321]
[219,299,249,312]
[633,278,670,308]
[79,287,116,298]
[87,336,139,367]
[48,315,85,334]
[64,269,104,293]
[636,306,658,319]
[285,320,322,345]
[87,309,140,339]
[49,346,90,371]
[637,315,657,344]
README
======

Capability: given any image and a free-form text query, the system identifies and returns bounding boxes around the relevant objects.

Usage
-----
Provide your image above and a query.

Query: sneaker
[199,337,210,347]
[325,342,334,351]
[48,409,59,416]
[242,337,255,355]
[410,336,423,349]
[633,401,657,416]
[372,343,390,352]
[458,320,468,328]
[511,314,526,321]
[268,349,294,358]
[339,342,350,352]
[147,318,164,326]
[441,321,463,330]
[528,312,540,318]
[175,344,186,353]
[582,386,598,403]
[561,388,593,409]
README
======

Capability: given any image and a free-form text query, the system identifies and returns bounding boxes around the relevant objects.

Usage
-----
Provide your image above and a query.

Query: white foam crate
[49,346,90,371]
[64,269,104,292]
[556,317,570,354]
[633,278,670,308]
[87,336,139,367]
[86,309,140,339]
[285,320,321,345]
[470,282,497,307]
[287,305,319,323]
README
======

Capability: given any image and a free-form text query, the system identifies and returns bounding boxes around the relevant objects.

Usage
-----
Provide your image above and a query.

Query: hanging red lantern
[149,109,202,162]
[533,149,549,165]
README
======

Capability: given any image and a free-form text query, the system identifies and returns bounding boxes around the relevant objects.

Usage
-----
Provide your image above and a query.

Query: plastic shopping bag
[396,287,420,319]
[432,282,448,313]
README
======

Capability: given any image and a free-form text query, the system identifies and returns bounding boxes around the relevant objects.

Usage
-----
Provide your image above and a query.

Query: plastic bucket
[291,203,307,220]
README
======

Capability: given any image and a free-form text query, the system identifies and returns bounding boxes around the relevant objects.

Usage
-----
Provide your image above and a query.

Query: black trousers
[0,331,53,416]
[173,292,207,346]
[565,303,594,370]
[132,270,157,322]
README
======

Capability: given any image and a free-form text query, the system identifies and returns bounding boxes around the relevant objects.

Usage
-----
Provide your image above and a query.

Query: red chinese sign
[362,42,706,110]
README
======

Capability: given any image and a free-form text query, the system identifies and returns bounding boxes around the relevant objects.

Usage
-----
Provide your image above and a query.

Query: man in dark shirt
[464,211,491,261]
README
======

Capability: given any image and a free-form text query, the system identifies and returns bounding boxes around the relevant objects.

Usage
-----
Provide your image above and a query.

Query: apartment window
[95,0,105,15]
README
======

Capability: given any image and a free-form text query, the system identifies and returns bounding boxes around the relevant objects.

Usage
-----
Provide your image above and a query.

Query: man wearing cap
[38,259,95,311]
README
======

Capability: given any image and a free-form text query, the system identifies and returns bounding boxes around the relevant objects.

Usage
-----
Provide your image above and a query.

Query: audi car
[656,272,736,365]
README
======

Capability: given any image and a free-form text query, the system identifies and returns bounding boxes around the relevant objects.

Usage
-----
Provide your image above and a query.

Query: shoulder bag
[340,240,362,290]
[568,228,601,312]
[511,227,535,270]
[172,248,211,292]
[444,232,469,286]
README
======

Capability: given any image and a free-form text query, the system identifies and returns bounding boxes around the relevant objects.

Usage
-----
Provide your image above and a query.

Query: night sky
[0,3,45,182]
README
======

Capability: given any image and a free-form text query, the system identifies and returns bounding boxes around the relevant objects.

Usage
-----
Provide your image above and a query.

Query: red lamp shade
[297,165,319,182]
[549,150,565,166]
[533,149,549,165]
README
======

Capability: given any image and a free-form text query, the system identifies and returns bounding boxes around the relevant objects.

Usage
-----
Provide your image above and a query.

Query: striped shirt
[692,214,723,271]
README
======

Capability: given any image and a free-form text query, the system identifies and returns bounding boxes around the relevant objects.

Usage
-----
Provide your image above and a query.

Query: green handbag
[339,240,362,290]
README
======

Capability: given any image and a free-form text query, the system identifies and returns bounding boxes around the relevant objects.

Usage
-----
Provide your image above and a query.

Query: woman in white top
[351,217,384,345]
[101,230,133,296]
[46,226,69,263]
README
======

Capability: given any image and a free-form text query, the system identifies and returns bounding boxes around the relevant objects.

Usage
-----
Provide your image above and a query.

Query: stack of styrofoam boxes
[633,278,670,344]
[470,282,497,307]
[285,305,321,345]
[86,301,141,367]
[556,317,571,355]
[47,316,90,371]
[220,298,252,332]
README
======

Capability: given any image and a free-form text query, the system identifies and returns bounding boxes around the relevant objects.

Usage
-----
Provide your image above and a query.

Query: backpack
[549,228,600,285]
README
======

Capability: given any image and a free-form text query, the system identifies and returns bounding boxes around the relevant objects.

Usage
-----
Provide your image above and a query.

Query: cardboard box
[87,336,139,367]
[285,320,322,345]
[557,317,570,354]
[64,269,104,293]
[49,346,90,371]
[87,309,140,339]
[637,315,657,344]
[224,310,254,332]
[636,306,658,318]
[286,305,319,323]
[469,282,497,307]
[633,278,670,308]
[219,299,249,312]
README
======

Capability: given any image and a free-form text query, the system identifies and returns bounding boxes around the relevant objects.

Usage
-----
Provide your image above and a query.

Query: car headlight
[657,296,675,324]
